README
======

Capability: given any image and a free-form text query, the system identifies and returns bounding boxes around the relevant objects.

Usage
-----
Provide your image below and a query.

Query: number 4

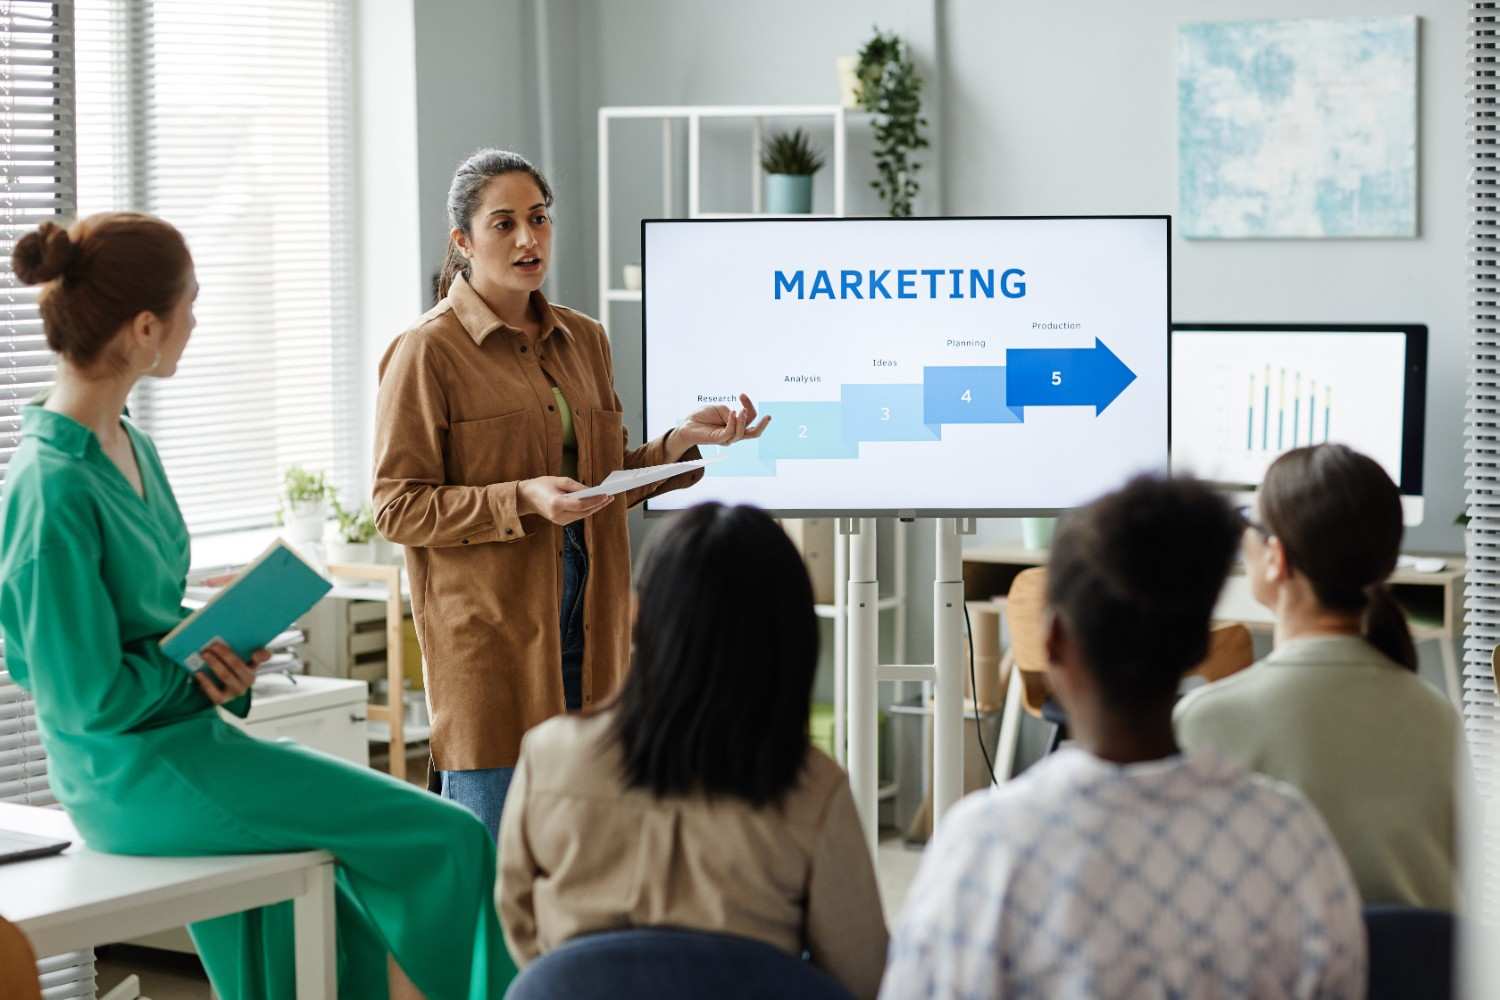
[960,389,972,403]
[1051,371,1062,386]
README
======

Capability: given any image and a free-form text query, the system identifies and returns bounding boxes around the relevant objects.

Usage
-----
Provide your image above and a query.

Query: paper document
[570,459,715,500]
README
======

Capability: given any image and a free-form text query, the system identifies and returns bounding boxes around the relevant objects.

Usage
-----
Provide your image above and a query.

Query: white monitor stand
[841,517,973,855]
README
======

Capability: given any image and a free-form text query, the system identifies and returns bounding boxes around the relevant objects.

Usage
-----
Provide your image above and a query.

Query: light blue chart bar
[842,384,941,443]
[758,401,860,461]
[702,442,778,477]
[922,366,1023,425]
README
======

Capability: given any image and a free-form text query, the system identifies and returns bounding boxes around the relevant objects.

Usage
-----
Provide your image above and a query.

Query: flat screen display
[1170,324,1427,499]
[643,216,1171,516]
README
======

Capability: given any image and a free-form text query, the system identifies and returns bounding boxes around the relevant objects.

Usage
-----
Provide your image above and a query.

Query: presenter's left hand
[668,393,771,458]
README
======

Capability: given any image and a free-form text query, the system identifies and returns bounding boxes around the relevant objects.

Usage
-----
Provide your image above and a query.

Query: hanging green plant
[855,28,929,217]
[760,128,826,176]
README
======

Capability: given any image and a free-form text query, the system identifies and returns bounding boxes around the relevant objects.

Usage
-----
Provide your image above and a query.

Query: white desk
[0,802,337,999]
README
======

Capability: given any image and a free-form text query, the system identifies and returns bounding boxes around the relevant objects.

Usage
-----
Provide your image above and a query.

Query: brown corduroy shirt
[373,275,703,771]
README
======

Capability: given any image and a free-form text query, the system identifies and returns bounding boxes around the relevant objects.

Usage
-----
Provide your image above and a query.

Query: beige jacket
[497,710,890,999]
[1175,634,1462,910]
[372,276,702,770]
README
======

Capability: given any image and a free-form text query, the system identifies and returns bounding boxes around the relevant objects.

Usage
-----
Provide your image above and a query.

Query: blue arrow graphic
[1004,338,1137,415]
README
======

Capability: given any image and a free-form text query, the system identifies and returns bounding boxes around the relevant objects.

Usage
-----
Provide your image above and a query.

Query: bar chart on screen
[1172,329,1407,488]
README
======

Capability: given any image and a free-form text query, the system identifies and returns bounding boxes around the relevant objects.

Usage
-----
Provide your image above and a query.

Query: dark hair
[606,503,819,807]
[11,214,191,371]
[1260,444,1415,670]
[436,148,554,300]
[1047,474,1241,708]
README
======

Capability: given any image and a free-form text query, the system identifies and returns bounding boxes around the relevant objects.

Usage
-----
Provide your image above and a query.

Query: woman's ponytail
[436,237,467,301]
[1362,583,1417,672]
[1262,445,1414,670]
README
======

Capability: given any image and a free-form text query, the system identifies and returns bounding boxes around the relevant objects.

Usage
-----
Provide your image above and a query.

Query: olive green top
[552,385,577,481]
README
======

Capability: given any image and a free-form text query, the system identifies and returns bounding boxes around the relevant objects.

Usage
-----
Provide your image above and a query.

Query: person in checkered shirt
[880,474,1364,999]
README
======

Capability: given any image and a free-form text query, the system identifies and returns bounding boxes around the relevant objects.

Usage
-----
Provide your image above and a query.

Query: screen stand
[841,516,974,855]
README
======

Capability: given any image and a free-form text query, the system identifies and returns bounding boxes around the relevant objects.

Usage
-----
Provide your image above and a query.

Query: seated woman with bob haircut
[497,502,888,999]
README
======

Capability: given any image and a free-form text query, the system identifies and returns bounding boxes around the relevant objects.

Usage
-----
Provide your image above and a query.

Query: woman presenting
[373,149,767,838]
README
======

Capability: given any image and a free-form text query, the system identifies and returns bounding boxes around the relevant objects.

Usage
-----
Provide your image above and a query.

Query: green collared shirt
[0,405,249,756]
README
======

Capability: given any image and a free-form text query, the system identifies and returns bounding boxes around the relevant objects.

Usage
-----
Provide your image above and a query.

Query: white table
[0,802,336,998]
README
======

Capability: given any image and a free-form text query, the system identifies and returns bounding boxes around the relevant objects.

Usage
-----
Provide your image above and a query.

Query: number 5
[1051,371,1062,386]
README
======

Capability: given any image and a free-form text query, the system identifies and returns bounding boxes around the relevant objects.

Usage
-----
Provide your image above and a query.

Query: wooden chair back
[0,917,42,1000]
[1004,568,1257,716]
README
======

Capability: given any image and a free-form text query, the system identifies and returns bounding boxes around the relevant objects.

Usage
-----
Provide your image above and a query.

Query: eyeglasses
[1236,504,1270,538]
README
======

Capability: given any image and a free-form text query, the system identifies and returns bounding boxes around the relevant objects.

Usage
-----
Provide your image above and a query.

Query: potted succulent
[855,27,930,217]
[278,466,331,544]
[761,128,825,215]
[327,497,378,565]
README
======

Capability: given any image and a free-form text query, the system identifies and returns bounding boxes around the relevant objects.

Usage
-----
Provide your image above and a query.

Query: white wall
[353,0,422,498]
[412,0,536,301]
[942,0,1465,555]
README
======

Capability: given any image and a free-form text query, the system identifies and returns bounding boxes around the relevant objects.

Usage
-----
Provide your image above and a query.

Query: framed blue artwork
[1178,17,1418,239]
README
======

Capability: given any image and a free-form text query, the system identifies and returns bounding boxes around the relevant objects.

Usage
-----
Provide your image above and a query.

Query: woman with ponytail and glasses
[373,150,767,839]
[1175,443,1462,910]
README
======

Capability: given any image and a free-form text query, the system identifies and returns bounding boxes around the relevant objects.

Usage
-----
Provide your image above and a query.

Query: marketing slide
[1171,330,1408,489]
[643,217,1170,514]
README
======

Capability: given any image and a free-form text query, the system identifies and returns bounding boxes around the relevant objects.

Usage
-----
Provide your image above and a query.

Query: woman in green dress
[0,213,514,999]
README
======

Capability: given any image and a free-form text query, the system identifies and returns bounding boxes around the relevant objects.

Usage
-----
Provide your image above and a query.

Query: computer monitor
[1170,323,1428,525]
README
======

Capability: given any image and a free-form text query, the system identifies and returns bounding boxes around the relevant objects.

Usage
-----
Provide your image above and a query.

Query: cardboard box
[780,518,837,605]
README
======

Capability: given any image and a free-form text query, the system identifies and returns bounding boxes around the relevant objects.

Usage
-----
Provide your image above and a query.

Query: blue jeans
[441,522,587,840]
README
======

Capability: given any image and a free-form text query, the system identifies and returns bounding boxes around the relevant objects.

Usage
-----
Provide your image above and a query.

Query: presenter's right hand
[517,476,613,526]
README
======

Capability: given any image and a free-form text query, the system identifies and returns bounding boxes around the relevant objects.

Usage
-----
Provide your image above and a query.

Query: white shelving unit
[597,103,858,315]
[596,104,906,770]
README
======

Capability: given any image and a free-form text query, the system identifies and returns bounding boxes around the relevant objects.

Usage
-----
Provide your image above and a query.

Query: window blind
[1467,0,1500,926]
[2,10,96,995]
[1,0,73,487]
[75,0,357,534]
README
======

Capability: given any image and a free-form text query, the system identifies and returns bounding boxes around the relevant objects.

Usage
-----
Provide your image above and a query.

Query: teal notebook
[160,540,332,671]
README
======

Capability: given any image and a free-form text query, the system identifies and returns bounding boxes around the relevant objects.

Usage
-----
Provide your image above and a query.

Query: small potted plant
[761,127,825,215]
[327,497,378,566]
[278,466,331,544]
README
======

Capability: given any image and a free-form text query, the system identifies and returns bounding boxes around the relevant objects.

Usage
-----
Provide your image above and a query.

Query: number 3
[880,407,892,421]
[1051,371,1062,386]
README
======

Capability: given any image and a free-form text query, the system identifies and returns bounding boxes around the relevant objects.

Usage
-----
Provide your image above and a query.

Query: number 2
[798,425,809,439]
[1051,371,1062,386]
[960,389,972,403]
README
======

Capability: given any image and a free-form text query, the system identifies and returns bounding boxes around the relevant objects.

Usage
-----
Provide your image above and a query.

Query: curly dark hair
[1046,474,1241,708]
